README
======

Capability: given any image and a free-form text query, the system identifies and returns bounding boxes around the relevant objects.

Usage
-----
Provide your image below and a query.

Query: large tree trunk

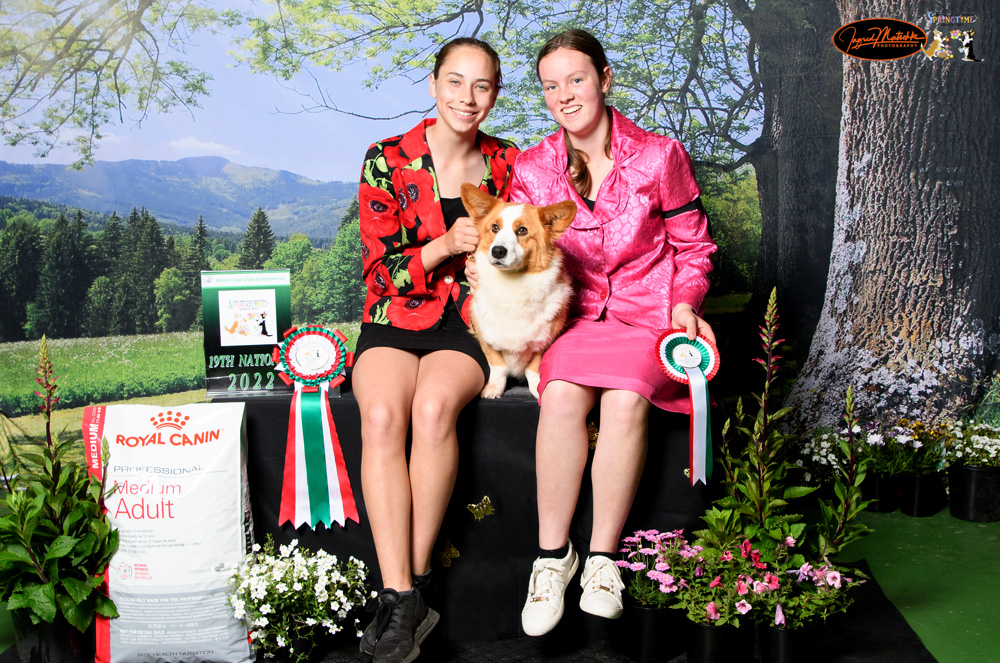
[786,0,1000,430]
[744,0,843,350]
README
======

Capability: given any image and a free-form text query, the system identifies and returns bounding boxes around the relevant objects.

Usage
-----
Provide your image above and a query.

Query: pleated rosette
[273,326,359,528]
[656,330,720,486]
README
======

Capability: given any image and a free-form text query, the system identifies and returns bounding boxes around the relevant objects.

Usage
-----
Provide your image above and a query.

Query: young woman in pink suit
[510,29,717,635]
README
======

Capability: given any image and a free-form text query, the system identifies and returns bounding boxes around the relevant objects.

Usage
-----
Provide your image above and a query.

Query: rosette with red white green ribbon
[656,330,720,486]
[273,326,358,529]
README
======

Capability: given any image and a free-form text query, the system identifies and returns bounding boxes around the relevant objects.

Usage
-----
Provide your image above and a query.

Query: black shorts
[354,303,489,384]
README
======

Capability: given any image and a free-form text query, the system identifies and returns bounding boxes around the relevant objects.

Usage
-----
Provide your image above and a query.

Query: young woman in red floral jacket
[352,38,519,663]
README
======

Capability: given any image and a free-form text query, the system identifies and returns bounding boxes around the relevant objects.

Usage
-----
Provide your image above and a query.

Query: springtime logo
[833,18,926,60]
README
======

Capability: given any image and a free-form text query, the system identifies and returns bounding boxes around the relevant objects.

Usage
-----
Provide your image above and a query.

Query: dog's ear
[540,200,577,240]
[461,183,501,220]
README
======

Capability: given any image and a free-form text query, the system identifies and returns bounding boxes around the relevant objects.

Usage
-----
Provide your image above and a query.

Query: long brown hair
[536,29,612,198]
[434,37,504,93]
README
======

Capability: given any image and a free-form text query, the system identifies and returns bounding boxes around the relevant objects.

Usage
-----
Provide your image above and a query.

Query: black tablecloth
[229,385,717,642]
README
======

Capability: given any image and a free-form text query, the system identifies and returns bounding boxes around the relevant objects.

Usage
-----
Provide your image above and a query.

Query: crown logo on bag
[150,411,190,430]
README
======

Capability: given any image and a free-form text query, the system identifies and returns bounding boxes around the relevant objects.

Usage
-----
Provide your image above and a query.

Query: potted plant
[689,291,869,661]
[799,424,909,512]
[945,421,1000,522]
[615,528,700,662]
[228,535,371,662]
[890,418,952,516]
[0,337,119,663]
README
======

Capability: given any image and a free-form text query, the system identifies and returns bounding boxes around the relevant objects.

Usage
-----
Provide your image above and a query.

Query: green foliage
[972,373,1000,426]
[0,337,119,631]
[0,333,206,418]
[0,1,231,167]
[701,168,761,294]
[83,277,116,338]
[24,213,91,339]
[326,198,364,323]
[154,267,198,332]
[235,0,760,167]
[112,208,169,336]
[677,289,870,626]
[238,208,276,270]
[264,233,315,277]
[0,216,43,341]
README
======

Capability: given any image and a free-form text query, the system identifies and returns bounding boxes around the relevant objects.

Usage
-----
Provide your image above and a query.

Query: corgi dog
[460,183,576,399]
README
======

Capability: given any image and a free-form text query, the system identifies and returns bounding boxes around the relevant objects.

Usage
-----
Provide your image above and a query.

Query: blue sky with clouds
[4,28,427,183]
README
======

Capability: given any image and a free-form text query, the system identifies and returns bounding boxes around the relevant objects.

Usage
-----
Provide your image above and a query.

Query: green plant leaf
[24,582,57,622]
[60,576,94,604]
[783,485,817,500]
[57,593,93,632]
[42,535,78,563]
[94,592,119,618]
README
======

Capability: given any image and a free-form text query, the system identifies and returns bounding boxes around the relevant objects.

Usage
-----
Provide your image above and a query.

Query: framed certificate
[201,270,293,397]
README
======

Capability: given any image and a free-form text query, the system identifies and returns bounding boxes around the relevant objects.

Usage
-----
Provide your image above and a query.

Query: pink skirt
[537,315,690,414]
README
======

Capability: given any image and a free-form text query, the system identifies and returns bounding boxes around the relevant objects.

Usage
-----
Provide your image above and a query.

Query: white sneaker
[579,555,624,619]
[521,541,579,636]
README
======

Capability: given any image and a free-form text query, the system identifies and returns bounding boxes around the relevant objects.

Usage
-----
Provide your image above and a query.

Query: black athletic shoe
[370,588,439,663]
[359,573,434,657]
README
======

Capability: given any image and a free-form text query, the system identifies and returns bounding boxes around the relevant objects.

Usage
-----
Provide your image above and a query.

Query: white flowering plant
[228,536,370,662]
[946,422,1000,467]
[799,418,954,482]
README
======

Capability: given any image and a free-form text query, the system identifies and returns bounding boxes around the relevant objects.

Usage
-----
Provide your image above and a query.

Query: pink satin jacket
[509,107,716,329]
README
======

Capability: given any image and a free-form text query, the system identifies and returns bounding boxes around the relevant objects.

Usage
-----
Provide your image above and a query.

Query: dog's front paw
[481,365,508,399]
[526,370,540,400]
[481,380,507,399]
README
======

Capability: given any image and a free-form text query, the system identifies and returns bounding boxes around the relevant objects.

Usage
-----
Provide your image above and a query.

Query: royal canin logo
[150,411,190,430]
[115,410,221,448]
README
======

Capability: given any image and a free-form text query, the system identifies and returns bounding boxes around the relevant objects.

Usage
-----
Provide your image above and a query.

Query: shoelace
[365,594,397,639]
[528,559,567,601]
[584,559,624,594]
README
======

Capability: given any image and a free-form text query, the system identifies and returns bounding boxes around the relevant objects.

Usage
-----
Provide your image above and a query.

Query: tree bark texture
[746,0,844,349]
[787,0,1000,429]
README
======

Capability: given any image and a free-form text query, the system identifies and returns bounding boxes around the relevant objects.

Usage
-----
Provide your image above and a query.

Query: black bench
[229,384,716,642]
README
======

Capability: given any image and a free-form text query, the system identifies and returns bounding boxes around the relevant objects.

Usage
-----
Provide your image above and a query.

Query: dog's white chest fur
[472,251,571,375]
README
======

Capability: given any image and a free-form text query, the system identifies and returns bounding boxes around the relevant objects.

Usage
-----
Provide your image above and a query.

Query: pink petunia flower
[694,565,704,578]
[792,562,812,583]
[825,570,842,589]
[710,576,722,588]
[775,603,785,626]
[752,581,768,594]
[706,602,721,621]
[736,580,749,595]
[783,536,796,548]
[765,573,780,590]
[721,550,734,562]
[740,540,752,558]
[736,600,752,615]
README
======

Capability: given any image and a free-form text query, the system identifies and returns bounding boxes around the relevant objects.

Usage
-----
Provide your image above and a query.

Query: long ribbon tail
[321,385,360,526]
[686,366,711,486]
[278,391,300,527]
[300,386,332,526]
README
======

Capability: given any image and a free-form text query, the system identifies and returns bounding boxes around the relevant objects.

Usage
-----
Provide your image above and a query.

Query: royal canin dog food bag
[83,403,254,663]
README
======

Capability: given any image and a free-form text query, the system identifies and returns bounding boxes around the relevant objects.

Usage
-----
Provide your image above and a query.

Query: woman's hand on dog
[422,217,480,271]
[446,217,479,256]
[465,255,479,292]
[671,303,716,346]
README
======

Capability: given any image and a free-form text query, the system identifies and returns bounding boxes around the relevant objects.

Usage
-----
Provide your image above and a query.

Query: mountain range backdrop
[0,156,357,239]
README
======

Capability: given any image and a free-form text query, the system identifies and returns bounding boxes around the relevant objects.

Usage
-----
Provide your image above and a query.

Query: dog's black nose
[492,246,507,260]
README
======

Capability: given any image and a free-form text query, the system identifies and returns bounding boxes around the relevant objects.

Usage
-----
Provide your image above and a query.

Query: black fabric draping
[228,381,717,642]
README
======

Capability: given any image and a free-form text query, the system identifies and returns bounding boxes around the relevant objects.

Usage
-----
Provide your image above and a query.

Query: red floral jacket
[358,119,520,329]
